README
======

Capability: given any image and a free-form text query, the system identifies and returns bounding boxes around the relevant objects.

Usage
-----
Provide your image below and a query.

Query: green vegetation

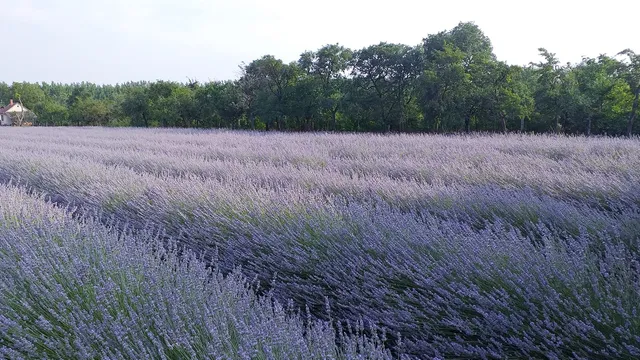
[1,22,638,136]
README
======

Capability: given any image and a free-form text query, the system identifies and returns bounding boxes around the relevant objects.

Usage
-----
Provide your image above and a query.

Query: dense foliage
[1,22,638,136]
[0,128,638,358]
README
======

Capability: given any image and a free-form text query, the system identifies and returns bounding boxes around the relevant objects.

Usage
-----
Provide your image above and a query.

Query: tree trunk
[332,109,338,131]
[520,116,525,133]
[500,112,507,133]
[464,114,471,133]
[627,87,639,137]
[586,115,592,137]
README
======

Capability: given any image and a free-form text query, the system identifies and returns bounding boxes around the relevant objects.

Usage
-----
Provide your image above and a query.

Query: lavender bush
[0,184,392,359]
[0,127,639,358]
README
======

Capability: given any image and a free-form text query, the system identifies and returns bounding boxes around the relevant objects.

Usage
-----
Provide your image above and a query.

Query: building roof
[0,103,19,114]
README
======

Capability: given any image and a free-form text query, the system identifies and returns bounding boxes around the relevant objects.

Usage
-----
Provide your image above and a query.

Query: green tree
[299,44,353,130]
[69,97,110,126]
[530,49,566,133]
[121,86,151,127]
[194,81,245,129]
[285,68,322,131]
[571,55,628,135]
[146,81,180,127]
[420,22,498,132]
[482,63,535,132]
[0,83,11,105]
[216,81,247,129]
[618,49,640,136]
[241,56,297,131]
[351,43,422,131]
[10,82,47,119]
[34,101,69,126]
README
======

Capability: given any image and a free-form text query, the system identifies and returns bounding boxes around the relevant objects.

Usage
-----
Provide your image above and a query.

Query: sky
[0,0,637,84]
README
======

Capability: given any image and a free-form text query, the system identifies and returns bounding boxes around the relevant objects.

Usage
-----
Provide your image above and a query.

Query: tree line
[2,22,638,136]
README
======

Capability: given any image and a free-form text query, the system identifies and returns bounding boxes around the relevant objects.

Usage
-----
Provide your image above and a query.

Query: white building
[0,99,32,126]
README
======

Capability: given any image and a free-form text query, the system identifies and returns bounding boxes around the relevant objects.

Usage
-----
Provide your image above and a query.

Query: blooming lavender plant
[0,184,392,359]
[0,127,639,358]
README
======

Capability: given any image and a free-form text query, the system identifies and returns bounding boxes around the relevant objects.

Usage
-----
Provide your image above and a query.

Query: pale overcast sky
[0,0,637,84]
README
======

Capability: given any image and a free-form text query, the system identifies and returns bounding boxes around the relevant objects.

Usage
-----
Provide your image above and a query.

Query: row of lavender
[0,127,639,358]
[1,128,637,205]
[2,129,638,240]
[0,184,392,359]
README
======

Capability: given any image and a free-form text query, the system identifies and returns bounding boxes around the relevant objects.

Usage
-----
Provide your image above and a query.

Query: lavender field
[1,127,639,359]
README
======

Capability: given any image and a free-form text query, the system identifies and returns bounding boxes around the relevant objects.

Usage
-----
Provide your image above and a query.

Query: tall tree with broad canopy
[299,44,353,130]
[240,55,297,131]
[618,49,640,136]
[531,48,566,133]
[420,22,498,132]
[350,42,422,132]
[572,55,630,135]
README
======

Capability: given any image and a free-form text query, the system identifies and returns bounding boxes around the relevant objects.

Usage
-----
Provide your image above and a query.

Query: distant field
[1,127,639,359]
